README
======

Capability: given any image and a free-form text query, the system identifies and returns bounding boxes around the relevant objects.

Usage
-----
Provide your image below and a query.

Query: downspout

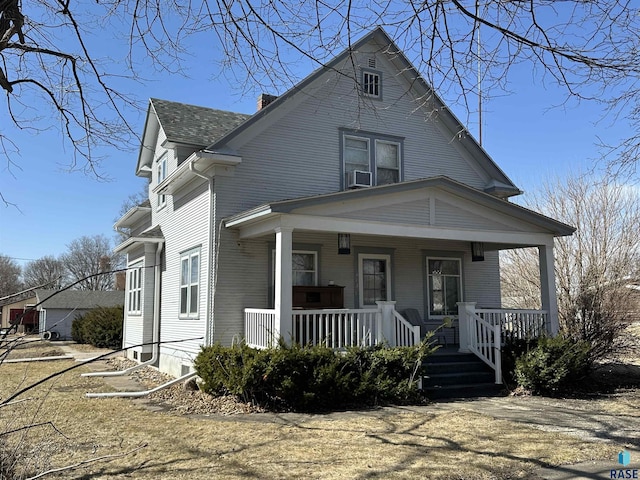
[189,160,216,346]
[86,371,196,398]
[83,241,164,377]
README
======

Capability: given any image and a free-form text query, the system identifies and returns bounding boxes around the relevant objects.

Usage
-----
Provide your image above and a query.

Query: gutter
[83,241,164,378]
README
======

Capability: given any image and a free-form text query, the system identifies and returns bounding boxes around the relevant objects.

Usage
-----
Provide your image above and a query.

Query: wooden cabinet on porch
[292,286,344,309]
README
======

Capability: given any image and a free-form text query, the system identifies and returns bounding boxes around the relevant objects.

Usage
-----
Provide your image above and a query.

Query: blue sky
[0,19,628,268]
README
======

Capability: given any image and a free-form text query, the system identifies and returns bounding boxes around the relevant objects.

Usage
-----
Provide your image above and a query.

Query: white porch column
[538,244,559,336]
[376,301,397,346]
[456,302,477,353]
[274,227,293,344]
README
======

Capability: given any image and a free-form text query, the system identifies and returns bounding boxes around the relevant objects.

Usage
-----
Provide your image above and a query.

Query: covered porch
[224,178,574,383]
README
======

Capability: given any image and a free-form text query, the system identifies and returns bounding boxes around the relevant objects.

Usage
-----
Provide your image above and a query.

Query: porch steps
[422,348,503,400]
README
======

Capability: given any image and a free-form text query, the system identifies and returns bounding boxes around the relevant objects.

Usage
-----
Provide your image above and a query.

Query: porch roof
[225,176,575,246]
[114,225,165,254]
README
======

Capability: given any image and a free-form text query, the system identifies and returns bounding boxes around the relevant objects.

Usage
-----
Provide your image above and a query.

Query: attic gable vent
[368,58,376,68]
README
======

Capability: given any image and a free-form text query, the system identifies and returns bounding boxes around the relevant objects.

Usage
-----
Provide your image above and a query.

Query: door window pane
[427,258,461,316]
[362,258,388,305]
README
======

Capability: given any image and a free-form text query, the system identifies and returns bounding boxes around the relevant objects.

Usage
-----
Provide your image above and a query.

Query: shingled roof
[150,98,251,147]
[35,290,124,310]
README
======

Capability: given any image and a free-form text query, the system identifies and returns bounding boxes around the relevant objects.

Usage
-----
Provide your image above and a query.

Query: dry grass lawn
[0,343,621,479]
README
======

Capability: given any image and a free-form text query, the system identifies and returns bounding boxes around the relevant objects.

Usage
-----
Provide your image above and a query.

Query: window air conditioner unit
[348,170,372,188]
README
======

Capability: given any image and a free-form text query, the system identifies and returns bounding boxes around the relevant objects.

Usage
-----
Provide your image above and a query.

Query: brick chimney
[257,93,278,111]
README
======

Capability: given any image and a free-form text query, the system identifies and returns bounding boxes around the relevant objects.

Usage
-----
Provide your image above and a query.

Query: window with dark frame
[362,70,380,98]
[342,133,401,188]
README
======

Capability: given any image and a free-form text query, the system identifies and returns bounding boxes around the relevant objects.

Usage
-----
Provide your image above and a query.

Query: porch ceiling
[225,177,573,247]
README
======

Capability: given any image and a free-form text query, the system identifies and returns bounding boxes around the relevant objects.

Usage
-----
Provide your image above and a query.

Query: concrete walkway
[59,344,639,479]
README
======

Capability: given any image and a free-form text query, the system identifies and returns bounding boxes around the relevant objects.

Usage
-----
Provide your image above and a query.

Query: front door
[358,254,391,307]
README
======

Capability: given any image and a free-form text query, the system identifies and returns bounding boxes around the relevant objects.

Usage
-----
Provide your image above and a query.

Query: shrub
[71,306,123,349]
[513,335,592,395]
[501,338,540,387]
[194,339,435,412]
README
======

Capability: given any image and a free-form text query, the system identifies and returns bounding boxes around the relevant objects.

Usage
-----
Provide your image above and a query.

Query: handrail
[392,310,421,347]
[467,313,502,384]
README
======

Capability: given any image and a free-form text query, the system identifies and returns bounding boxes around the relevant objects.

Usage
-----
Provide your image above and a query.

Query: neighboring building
[1,294,38,333]
[115,27,574,378]
[35,289,124,340]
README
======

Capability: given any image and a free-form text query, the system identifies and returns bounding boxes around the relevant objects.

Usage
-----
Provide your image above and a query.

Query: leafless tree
[2,1,640,189]
[60,235,121,290]
[501,174,640,358]
[0,254,22,298]
[22,255,66,290]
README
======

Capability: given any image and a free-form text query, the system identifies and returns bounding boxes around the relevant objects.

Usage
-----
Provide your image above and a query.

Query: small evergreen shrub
[513,335,592,395]
[501,338,540,387]
[194,339,435,412]
[71,306,124,349]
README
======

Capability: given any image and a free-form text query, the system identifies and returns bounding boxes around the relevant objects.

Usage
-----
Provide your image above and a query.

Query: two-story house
[115,27,573,379]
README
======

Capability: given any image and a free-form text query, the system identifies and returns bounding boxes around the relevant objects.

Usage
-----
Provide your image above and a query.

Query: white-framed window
[157,153,167,208]
[342,132,402,188]
[271,250,318,287]
[362,69,381,98]
[358,253,391,307]
[292,251,318,286]
[127,262,143,315]
[427,257,462,317]
[180,248,200,317]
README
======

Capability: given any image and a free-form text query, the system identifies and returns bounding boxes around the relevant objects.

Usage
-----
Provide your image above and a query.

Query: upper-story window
[362,68,382,99]
[342,131,402,189]
[127,262,143,315]
[180,247,200,317]
[157,153,167,209]
[375,140,400,185]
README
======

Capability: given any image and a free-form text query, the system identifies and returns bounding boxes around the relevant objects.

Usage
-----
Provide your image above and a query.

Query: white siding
[216,50,492,220]
[157,176,210,376]
[332,198,431,224]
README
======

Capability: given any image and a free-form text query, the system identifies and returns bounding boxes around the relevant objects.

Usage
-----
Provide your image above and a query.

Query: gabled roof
[204,27,520,196]
[150,98,250,148]
[35,290,124,310]
[226,176,575,237]
[136,99,250,175]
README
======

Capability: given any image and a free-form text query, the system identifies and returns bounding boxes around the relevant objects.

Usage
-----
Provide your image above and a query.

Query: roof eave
[113,206,152,230]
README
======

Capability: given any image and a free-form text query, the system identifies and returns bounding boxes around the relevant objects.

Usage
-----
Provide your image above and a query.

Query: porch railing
[292,309,379,348]
[476,309,548,343]
[467,312,502,384]
[459,303,549,385]
[244,303,421,350]
[244,308,276,349]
